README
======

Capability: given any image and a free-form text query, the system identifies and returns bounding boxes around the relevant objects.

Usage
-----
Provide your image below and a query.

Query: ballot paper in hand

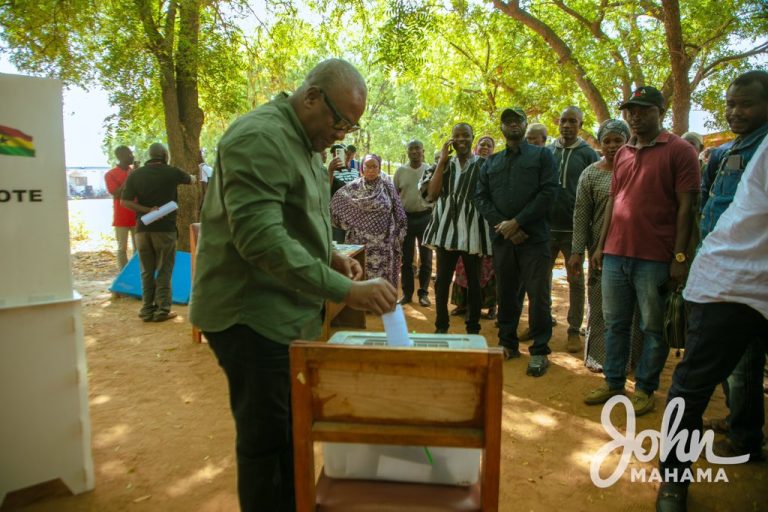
[141,201,178,225]
[382,304,413,346]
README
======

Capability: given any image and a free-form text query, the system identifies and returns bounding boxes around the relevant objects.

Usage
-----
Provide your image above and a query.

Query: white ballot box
[322,332,486,486]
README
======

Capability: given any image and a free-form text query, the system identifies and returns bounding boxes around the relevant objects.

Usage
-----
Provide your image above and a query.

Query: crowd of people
[105,59,766,512]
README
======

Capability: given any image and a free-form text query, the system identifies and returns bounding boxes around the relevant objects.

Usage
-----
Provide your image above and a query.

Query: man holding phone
[420,123,492,335]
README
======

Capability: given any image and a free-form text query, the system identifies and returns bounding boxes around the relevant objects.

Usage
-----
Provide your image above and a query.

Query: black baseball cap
[501,107,527,123]
[619,86,665,110]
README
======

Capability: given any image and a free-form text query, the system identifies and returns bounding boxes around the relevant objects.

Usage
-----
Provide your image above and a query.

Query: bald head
[526,123,548,146]
[291,58,368,152]
[296,58,367,98]
[148,143,168,161]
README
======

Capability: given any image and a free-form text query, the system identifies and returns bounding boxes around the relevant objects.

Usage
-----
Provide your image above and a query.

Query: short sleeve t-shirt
[104,166,137,227]
[605,132,700,262]
[122,160,192,232]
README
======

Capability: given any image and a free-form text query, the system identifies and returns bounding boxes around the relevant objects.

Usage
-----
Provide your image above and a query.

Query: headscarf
[361,153,382,168]
[597,119,630,143]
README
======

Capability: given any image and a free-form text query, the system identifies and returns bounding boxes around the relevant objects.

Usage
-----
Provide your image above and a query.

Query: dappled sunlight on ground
[10,202,758,511]
[90,394,111,406]
[93,423,131,449]
[165,458,230,497]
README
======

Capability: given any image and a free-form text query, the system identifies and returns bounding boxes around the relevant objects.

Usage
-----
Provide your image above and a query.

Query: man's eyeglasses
[318,88,361,133]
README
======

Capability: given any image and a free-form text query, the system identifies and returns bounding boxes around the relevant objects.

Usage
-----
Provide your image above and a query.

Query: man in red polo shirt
[104,145,137,270]
[585,86,700,416]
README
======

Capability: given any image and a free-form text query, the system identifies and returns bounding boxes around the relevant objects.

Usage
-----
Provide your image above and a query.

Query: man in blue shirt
[475,107,558,376]
[701,71,768,451]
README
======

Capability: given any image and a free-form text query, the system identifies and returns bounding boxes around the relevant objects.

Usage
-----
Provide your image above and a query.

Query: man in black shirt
[475,107,558,376]
[122,143,195,322]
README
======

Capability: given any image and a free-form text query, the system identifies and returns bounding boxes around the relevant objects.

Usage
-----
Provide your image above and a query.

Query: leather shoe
[656,482,687,512]
[398,296,412,305]
[418,294,431,307]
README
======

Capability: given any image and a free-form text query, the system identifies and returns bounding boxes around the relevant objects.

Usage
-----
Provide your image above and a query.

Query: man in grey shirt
[394,139,433,306]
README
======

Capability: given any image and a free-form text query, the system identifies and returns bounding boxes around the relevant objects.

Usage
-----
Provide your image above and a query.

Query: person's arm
[425,139,453,202]
[474,156,507,229]
[390,181,408,242]
[589,195,613,272]
[699,149,721,210]
[513,147,559,229]
[120,199,156,215]
[327,156,343,185]
[670,191,694,286]
[568,168,592,278]
[119,174,153,214]
[104,170,123,199]
[176,168,196,185]
[670,140,702,286]
[220,133,357,303]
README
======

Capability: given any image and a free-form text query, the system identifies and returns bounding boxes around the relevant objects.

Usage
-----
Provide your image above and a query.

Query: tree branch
[691,41,768,89]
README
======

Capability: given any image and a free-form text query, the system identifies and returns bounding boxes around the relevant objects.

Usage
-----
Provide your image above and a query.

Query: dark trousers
[435,248,481,332]
[493,239,552,355]
[401,210,433,300]
[725,339,766,450]
[205,325,295,512]
[135,231,177,318]
[550,230,585,333]
[661,302,767,475]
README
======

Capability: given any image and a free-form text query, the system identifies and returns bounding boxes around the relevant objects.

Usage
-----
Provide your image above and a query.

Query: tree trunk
[144,0,204,252]
[493,0,611,122]
[661,0,691,134]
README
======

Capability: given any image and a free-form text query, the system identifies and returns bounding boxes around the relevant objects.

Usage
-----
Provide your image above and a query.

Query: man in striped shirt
[421,123,493,335]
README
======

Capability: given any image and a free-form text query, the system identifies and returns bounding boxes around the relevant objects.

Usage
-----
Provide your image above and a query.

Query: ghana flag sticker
[0,124,36,157]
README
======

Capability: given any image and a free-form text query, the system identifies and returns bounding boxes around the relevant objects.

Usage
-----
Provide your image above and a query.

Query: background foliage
[2,0,767,166]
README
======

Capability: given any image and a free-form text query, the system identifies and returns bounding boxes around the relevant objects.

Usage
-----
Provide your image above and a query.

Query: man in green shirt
[189,58,397,512]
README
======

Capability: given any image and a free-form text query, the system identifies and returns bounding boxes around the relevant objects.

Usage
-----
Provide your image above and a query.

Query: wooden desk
[321,245,366,340]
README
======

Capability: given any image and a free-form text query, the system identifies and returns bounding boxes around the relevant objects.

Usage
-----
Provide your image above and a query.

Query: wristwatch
[674,252,687,263]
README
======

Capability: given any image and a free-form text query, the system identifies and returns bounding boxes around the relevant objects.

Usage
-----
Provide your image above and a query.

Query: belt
[406,209,432,216]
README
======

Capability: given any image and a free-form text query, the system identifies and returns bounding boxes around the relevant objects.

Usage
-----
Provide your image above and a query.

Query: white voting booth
[0,74,94,502]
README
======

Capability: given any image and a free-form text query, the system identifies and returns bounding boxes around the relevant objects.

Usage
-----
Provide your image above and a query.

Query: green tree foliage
[1,0,247,249]
[491,0,768,133]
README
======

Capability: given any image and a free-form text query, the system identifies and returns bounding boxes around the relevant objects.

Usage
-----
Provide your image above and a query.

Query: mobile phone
[335,147,345,162]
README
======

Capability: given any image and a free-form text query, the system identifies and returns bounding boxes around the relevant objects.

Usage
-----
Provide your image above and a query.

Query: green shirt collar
[275,92,314,154]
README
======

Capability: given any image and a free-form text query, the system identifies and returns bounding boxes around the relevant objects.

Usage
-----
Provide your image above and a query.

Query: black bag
[663,288,687,357]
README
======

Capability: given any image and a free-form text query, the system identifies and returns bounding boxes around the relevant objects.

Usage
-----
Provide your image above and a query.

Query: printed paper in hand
[141,201,178,225]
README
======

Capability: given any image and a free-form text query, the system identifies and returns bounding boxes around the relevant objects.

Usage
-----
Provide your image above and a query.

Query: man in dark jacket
[547,106,599,353]
[475,107,558,377]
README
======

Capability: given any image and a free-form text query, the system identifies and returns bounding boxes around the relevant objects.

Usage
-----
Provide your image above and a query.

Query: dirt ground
[3,226,767,511]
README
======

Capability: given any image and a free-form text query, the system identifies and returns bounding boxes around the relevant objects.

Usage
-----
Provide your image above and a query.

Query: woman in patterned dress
[331,153,407,287]
[568,119,642,371]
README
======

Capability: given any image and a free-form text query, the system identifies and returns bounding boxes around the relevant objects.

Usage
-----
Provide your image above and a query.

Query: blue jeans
[602,255,669,393]
[205,325,295,512]
[661,302,767,475]
[493,239,552,355]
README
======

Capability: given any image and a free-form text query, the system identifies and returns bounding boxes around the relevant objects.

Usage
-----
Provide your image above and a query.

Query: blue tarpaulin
[109,251,191,305]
